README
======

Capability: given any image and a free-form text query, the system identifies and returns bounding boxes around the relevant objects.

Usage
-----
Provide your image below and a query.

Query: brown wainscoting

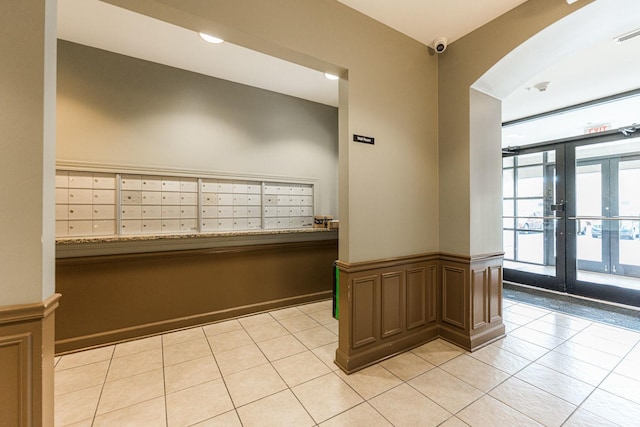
[335,255,440,373]
[335,252,504,373]
[0,293,61,427]
[55,239,337,353]
[438,253,505,351]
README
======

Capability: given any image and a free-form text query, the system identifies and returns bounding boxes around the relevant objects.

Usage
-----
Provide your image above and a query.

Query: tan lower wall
[55,239,338,353]
[0,294,60,427]
[336,252,504,373]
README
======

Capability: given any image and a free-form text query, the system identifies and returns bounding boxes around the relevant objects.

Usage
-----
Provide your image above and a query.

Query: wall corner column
[0,0,58,425]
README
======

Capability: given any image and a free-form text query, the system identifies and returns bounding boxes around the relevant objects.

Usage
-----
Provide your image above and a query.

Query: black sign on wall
[353,134,375,145]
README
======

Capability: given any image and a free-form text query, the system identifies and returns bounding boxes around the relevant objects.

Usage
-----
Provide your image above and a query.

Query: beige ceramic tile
[162,327,205,347]
[164,355,221,394]
[515,362,594,405]
[504,303,549,319]
[319,402,392,427]
[468,343,531,374]
[581,389,640,426]
[54,360,109,396]
[409,368,483,413]
[106,348,163,382]
[536,350,610,386]
[411,339,463,365]
[563,408,620,427]
[580,323,640,347]
[298,300,331,314]
[336,364,402,400]
[440,354,509,392]
[599,372,640,405]
[192,410,242,426]
[525,319,579,340]
[492,335,549,361]
[257,334,307,361]
[97,368,165,415]
[237,312,276,328]
[503,320,521,333]
[278,314,321,333]
[62,419,93,427]
[54,385,102,426]
[92,396,165,427]
[323,320,339,335]
[554,341,621,370]
[369,383,450,427]
[294,325,337,349]
[292,373,363,424]
[243,321,290,343]
[202,319,242,337]
[538,312,591,331]
[508,326,567,350]
[379,351,435,381]
[214,343,268,376]
[307,308,337,325]
[272,350,331,387]
[457,395,542,427]
[269,306,305,320]
[490,377,576,426]
[237,390,315,427]
[311,342,340,371]
[614,355,640,382]
[55,345,114,371]
[166,378,234,427]
[438,416,471,427]
[569,330,635,357]
[502,310,536,326]
[113,335,161,359]
[206,329,254,354]
[225,363,287,407]
[163,337,212,366]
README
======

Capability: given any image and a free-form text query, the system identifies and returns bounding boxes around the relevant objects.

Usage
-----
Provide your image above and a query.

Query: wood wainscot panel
[380,271,403,339]
[55,239,337,353]
[439,253,505,351]
[335,255,439,373]
[0,294,60,427]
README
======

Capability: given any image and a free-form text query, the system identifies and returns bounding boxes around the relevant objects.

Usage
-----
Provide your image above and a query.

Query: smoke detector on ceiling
[529,81,551,92]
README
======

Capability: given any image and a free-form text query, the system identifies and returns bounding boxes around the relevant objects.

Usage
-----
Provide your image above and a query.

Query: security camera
[433,36,448,53]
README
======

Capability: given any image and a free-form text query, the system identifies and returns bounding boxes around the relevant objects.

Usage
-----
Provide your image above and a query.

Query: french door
[503,135,640,307]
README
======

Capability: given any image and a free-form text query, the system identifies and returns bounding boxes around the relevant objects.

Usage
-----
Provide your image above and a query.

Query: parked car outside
[518,212,543,233]
[591,221,639,240]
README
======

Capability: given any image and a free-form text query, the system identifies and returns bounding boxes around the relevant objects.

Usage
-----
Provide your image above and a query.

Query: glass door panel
[503,149,563,289]
[572,138,640,304]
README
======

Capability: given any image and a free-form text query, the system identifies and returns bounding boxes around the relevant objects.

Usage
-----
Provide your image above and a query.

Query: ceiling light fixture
[324,73,339,81]
[614,28,640,44]
[566,0,579,4]
[199,32,224,44]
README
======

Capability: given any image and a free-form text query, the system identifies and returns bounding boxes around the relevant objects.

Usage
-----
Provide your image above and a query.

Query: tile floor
[54,298,640,426]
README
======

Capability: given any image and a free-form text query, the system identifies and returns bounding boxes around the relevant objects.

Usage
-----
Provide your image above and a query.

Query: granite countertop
[56,227,335,245]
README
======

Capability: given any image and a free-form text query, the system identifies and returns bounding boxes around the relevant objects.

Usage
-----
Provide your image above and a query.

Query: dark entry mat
[504,282,640,331]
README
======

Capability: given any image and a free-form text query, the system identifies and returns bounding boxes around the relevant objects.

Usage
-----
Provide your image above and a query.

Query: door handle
[551,201,565,212]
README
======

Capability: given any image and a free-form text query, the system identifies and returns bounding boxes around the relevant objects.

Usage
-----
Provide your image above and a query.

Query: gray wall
[56,40,338,217]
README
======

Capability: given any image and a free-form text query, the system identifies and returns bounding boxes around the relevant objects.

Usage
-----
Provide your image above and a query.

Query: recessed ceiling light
[324,73,339,81]
[566,0,579,4]
[199,32,224,44]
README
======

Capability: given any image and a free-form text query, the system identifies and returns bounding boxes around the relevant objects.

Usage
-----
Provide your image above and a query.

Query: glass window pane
[503,199,514,229]
[517,153,543,166]
[517,166,543,197]
[503,157,514,167]
[503,230,514,260]
[503,168,514,198]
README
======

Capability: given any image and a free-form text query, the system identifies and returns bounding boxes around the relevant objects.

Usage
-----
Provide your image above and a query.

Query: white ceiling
[58,0,640,145]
